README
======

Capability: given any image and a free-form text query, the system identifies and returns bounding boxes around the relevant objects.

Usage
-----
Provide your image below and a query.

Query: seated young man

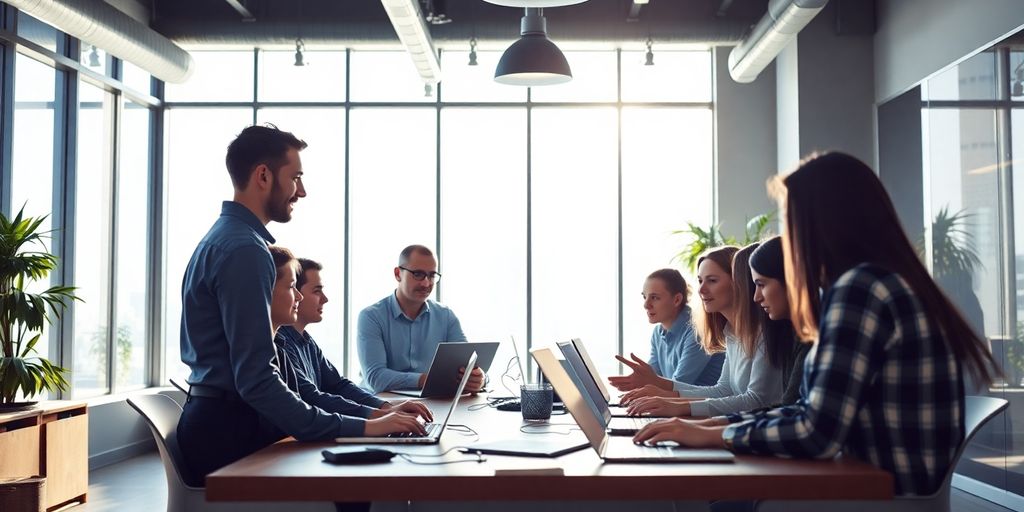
[277,257,432,421]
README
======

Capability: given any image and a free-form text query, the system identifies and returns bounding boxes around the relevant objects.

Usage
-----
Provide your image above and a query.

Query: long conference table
[206,393,893,503]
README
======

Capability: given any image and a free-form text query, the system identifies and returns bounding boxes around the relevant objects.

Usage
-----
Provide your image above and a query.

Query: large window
[11,53,63,365]
[72,81,114,398]
[162,48,715,384]
[921,44,1024,501]
[3,13,159,399]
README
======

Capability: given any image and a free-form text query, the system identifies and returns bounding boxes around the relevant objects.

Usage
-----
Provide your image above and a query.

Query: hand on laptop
[365,412,427,437]
[381,400,434,422]
[458,366,486,393]
[608,353,673,392]
[626,396,694,417]
[619,384,679,405]
[632,418,728,449]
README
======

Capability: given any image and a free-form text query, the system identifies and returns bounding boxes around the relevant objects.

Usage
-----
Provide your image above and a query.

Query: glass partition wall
[163,48,715,382]
[921,42,1024,505]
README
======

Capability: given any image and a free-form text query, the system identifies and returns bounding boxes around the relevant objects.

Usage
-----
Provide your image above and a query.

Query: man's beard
[267,183,293,223]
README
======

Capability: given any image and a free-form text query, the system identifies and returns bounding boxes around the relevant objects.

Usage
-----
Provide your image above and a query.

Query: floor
[75,452,1018,512]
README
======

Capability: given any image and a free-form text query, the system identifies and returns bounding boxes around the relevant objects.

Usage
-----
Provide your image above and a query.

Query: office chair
[169,377,188,395]
[755,395,1009,512]
[167,377,188,405]
[127,394,333,512]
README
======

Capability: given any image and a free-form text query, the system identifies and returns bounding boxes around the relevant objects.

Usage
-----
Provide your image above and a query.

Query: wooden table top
[207,394,893,502]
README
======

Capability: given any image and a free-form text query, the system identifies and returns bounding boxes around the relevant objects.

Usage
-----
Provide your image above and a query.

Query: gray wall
[877,86,924,244]
[795,0,876,167]
[875,0,1024,103]
[774,1,876,173]
[88,388,185,470]
[714,47,778,240]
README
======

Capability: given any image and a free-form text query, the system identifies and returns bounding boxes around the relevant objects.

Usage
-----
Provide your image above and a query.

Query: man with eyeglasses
[357,244,483,393]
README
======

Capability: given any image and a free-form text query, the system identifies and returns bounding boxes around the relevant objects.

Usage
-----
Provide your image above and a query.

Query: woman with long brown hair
[619,244,784,417]
[634,152,997,496]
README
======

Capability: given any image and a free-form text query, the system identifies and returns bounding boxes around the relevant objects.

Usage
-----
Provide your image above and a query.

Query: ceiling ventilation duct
[381,0,442,87]
[6,0,194,84]
[727,0,827,83]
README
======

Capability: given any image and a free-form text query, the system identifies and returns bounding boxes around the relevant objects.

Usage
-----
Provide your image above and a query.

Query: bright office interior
[0,0,1023,510]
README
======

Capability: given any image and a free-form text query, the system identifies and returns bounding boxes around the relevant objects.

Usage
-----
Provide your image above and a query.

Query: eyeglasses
[399,266,442,282]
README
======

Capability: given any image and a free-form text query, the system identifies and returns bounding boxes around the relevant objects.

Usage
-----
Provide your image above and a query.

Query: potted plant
[0,207,77,409]
[673,212,775,272]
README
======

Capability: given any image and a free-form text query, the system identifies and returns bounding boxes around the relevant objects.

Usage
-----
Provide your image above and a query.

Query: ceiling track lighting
[1012,60,1024,97]
[425,0,452,24]
[494,7,572,86]
[88,45,101,67]
[644,37,654,66]
[469,37,479,66]
[294,38,306,66]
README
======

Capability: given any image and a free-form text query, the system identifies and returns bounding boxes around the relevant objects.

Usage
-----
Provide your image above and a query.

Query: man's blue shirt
[179,201,361,438]
[278,325,386,418]
[648,306,724,386]
[356,292,466,392]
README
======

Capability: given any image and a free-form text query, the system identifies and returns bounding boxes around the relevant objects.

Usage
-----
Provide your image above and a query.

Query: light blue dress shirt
[357,292,467,392]
[649,306,724,387]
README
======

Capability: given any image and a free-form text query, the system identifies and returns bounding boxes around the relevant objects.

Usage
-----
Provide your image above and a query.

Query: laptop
[568,338,636,416]
[392,341,499,398]
[531,347,734,463]
[335,352,477,445]
[556,340,661,435]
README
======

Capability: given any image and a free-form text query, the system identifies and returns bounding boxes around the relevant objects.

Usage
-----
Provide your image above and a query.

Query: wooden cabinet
[0,402,88,511]
[0,410,40,480]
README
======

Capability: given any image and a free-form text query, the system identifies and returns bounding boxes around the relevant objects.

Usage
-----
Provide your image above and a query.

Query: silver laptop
[335,351,477,445]
[531,347,733,463]
[569,338,636,416]
[556,340,659,435]
[392,342,498,398]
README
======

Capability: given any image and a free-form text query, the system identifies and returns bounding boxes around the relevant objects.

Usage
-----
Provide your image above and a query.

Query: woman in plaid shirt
[634,152,997,496]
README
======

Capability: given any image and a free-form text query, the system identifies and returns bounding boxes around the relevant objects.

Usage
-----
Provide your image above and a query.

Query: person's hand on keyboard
[365,412,427,437]
[383,400,434,422]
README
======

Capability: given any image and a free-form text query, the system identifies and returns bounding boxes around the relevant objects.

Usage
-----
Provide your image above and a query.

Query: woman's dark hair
[646,268,689,313]
[749,236,785,281]
[771,151,997,385]
[746,236,797,368]
[731,243,765,359]
[692,246,739,354]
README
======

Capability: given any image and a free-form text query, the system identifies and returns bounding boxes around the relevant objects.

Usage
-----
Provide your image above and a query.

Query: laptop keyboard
[387,422,441,438]
[627,417,655,430]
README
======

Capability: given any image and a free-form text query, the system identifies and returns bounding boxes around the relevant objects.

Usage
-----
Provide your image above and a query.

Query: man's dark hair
[296,258,323,290]
[398,244,434,266]
[225,124,307,189]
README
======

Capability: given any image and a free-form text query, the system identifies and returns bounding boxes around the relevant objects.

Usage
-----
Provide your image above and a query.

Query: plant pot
[0,401,39,412]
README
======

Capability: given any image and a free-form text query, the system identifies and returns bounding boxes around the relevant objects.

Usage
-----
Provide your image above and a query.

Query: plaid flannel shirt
[723,263,964,496]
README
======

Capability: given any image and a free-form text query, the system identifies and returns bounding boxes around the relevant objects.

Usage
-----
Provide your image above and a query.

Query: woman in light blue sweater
[620,244,784,417]
[609,269,725,391]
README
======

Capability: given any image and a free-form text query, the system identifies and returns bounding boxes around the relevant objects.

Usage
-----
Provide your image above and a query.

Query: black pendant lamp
[494,8,571,86]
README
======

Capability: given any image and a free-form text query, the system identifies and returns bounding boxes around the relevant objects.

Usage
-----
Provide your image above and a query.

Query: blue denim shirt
[278,326,386,419]
[356,292,466,392]
[649,306,724,386]
[179,201,362,438]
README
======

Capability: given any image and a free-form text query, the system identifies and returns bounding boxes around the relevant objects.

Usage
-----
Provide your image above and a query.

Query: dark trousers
[177,396,284,487]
